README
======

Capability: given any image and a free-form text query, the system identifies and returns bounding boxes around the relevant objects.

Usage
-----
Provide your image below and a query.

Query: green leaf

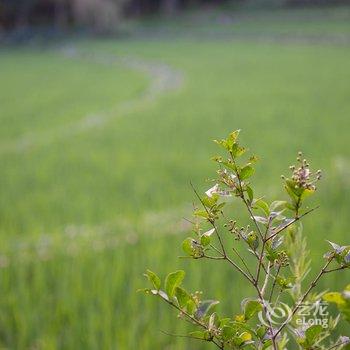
[213,138,230,151]
[222,326,235,341]
[285,186,298,205]
[175,287,191,308]
[182,237,194,256]
[270,201,287,211]
[257,325,267,339]
[165,270,185,298]
[144,270,161,290]
[232,144,246,157]
[189,331,205,339]
[300,188,315,200]
[323,292,346,306]
[246,186,254,202]
[201,228,215,247]
[229,129,241,143]
[240,331,252,342]
[242,299,262,320]
[254,199,270,216]
[194,209,209,219]
[186,299,197,315]
[240,165,255,180]
[262,340,273,349]
[202,195,218,208]
[305,325,323,344]
[208,312,219,331]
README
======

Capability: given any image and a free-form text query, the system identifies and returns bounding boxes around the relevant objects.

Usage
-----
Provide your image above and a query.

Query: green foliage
[165,270,185,298]
[324,285,350,323]
[143,130,350,349]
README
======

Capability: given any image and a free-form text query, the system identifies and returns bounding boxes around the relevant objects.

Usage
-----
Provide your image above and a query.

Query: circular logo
[258,301,293,327]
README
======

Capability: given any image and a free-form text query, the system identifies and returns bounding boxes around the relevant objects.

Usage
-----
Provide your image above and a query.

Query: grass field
[0,6,350,349]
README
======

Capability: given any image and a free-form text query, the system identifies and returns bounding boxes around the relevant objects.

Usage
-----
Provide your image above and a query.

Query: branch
[266,206,319,243]
[232,246,255,280]
[160,330,223,349]
[326,338,350,350]
[190,182,226,256]
[256,218,272,286]
[269,264,282,303]
[274,257,334,338]
[324,265,350,274]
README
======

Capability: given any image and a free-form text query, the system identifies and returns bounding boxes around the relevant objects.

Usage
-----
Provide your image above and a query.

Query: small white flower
[205,184,219,197]
[202,228,215,237]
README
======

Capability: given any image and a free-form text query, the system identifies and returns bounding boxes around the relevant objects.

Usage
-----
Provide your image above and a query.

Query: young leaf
[254,199,270,216]
[323,292,346,306]
[201,228,215,246]
[188,331,206,339]
[246,186,254,203]
[222,326,235,341]
[240,165,255,180]
[144,270,161,290]
[175,287,191,308]
[182,237,194,256]
[270,201,287,211]
[165,270,185,298]
[242,299,262,320]
[305,325,323,345]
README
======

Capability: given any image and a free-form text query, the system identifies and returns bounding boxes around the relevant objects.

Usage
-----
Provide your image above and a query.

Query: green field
[0,7,350,349]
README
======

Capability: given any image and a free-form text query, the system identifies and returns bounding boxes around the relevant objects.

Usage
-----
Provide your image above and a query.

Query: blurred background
[0,0,350,348]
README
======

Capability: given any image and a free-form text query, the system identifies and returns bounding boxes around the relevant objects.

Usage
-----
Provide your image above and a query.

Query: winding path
[0,47,184,155]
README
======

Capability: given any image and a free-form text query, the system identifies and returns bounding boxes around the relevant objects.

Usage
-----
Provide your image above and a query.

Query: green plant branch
[274,256,334,339]
[232,246,255,280]
[269,264,282,303]
[266,206,319,243]
[160,330,224,349]
[158,293,224,349]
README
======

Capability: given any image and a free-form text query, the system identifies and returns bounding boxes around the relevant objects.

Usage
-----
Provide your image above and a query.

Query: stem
[269,264,281,303]
[225,255,255,285]
[161,330,223,349]
[255,285,278,350]
[326,340,350,350]
[229,155,277,350]
[274,257,333,338]
[261,262,271,297]
[160,295,225,349]
[190,182,226,255]
[266,206,319,243]
[256,219,272,286]
[324,265,350,273]
[232,246,255,280]
[230,154,265,241]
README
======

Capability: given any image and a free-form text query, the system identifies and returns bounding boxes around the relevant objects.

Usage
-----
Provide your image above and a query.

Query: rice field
[0,6,350,349]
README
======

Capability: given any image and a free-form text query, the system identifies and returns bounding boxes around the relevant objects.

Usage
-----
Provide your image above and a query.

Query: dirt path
[0,47,184,155]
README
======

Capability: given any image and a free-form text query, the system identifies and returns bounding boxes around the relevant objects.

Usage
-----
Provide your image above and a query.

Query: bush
[142,130,350,349]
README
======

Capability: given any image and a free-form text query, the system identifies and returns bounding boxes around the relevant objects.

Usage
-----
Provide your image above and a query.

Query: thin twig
[326,339,350,350]
[256,218,272,286]
[266,206,319,242]
[190,182,226,256]
[324,265,350,274]
[269,264,281,303]
[160,330,223,349]
[190,182,254,284]
[261,262,271,297]
[274,257,333,338]
[204,255,225,260]
[232,246,255,280]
